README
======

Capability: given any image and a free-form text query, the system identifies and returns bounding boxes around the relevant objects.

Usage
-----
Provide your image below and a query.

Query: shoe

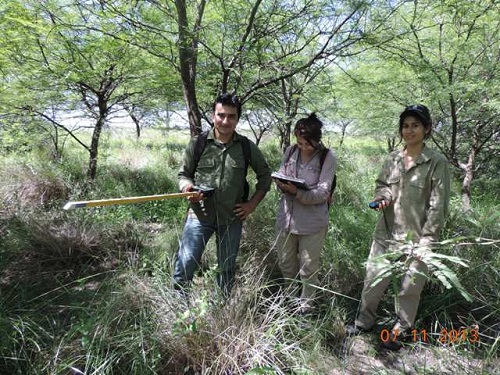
[345,324,370,336]
[298,300,315,316]
[298,306,314,316]
[380,330,406,351]
[381,337,402,351]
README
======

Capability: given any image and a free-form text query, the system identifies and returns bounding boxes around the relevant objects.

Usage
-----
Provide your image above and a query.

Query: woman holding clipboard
[273,113,337,314]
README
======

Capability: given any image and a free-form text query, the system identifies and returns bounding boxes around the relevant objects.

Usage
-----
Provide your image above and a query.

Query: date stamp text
[379,327,480,345]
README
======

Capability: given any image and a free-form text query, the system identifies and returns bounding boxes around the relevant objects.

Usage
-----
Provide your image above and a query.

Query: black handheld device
[368,200,384,209]
[192,185,215,197]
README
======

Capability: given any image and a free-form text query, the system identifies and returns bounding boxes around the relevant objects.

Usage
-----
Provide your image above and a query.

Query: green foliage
[1,124,498,373]
[245,367,277,375]
[0,119,35,155]
[0,158,69,214]
[321,138,385,293]
[367,240,473,303]
[173,294,210,335]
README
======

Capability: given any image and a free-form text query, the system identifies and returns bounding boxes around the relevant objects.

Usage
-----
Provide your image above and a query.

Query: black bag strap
[240,136,251,201]
[320,148,337,194]
[193,130,210,170]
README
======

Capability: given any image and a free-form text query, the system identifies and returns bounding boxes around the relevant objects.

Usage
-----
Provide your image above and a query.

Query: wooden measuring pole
[63,191,199,210]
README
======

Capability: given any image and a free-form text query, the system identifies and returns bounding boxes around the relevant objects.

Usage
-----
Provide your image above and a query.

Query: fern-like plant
[367,237,474,303]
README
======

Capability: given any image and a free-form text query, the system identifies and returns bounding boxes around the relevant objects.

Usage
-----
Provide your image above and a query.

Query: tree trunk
[282,120,292,152]
[387,136,396,152]
[175,0,203,136]
[460,156,474,212]
[448,93,458,163]
[87,116,105,180]
[339,126,346,149]
[184,88,202,136]
[125,106,141,138]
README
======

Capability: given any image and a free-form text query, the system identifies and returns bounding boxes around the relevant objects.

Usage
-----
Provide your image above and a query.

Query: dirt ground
[332,334,498,375]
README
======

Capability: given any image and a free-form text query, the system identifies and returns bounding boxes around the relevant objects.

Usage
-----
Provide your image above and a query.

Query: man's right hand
[183,184,204,203]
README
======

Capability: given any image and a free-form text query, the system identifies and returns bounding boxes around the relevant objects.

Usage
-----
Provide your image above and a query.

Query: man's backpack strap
[240,136,251,202]
[193,130,210,171]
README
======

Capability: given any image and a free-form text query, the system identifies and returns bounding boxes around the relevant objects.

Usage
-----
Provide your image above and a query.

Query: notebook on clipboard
[271,172,310,190]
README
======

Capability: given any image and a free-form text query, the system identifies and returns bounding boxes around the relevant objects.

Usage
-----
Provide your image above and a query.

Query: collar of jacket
[207,128,244,144]
[397,143,432,165]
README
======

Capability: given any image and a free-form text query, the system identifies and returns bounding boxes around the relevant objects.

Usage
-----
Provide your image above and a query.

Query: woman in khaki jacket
[347,105,451,350]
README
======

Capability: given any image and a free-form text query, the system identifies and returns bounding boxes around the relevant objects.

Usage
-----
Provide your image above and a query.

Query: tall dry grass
[0,129,498,374]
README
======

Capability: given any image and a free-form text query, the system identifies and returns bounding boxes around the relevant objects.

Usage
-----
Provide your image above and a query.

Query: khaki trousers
[276,228,327,308]
[355,239,428,331]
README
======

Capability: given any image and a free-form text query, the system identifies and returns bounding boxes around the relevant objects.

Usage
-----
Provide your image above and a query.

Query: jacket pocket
[229,158,246,170]
[197,159,216,172]
[386,166,401,184]
[408,179,426,203]
[195,160,216,186]
[227,159,246,187]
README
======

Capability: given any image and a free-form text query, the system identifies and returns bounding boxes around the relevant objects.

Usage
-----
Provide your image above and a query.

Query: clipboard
[271,172,310,190]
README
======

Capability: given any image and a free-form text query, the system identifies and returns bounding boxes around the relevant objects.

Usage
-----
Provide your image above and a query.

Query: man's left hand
[234,201,256,220]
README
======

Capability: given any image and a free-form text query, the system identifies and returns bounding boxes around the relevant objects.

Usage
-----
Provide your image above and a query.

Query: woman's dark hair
[293,113,323,147]
[213,93,242,119]
[399,104,432,139]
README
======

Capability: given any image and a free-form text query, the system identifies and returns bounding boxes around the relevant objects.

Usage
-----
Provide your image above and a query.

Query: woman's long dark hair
[293,113,323,148]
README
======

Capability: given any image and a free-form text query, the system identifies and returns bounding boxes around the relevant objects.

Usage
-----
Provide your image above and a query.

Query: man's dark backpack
[193,130,252,201]
[286,145,336,207]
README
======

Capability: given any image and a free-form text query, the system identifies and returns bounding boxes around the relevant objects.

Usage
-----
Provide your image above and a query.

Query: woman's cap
[400,104,431,127]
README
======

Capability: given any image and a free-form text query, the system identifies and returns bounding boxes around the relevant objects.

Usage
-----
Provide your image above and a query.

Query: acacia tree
[90,1,203,135]
[317,56,420,147]
[195,0,376,147]
[363,0,500,209]
[99,0,379,142]
[1,1,156,179]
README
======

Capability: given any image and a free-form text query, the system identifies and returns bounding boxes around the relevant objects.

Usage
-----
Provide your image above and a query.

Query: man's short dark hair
[213,93,242,119]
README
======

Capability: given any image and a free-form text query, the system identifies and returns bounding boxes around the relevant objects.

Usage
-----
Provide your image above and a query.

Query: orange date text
[379,327,480,344]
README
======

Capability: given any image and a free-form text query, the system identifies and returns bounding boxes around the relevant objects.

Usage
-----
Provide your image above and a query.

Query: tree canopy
[0,0,498,203]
